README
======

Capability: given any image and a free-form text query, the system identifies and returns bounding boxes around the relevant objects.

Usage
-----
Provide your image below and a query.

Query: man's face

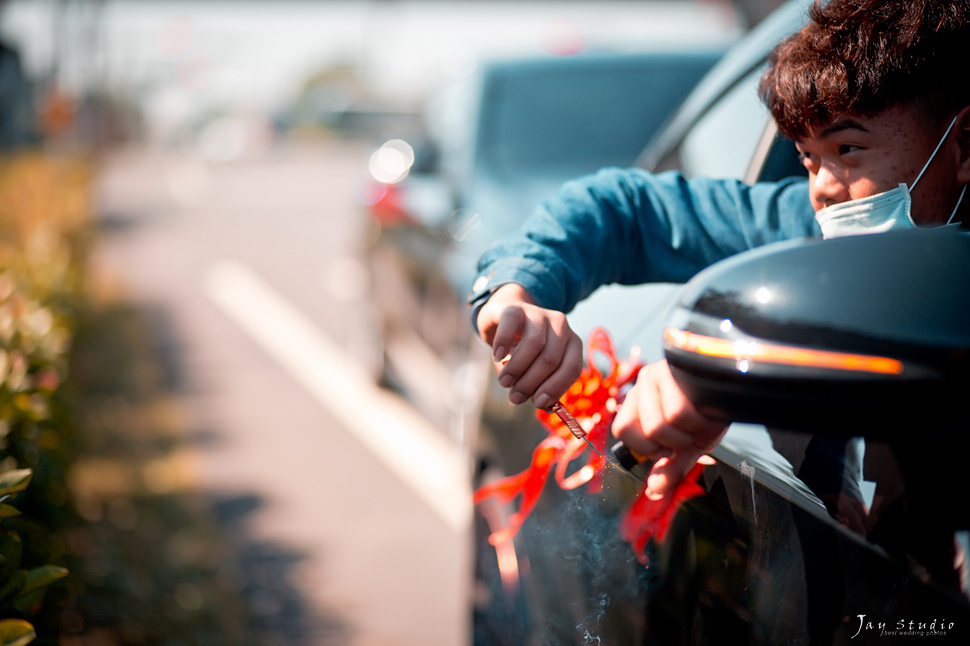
[794,104,966,225]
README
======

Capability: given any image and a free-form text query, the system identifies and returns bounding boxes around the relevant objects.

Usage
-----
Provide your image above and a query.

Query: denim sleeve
[471,167,818,314]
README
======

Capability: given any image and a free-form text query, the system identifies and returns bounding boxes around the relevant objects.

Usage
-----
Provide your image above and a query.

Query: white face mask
[815,114,967,239]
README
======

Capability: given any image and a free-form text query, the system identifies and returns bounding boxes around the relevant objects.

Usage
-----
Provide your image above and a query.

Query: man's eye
[797,151,818,170]
[839,144,860,155]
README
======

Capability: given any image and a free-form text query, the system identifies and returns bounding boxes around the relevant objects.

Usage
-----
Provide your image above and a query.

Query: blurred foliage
[0,153,91,645]
[0,468,67,646]
[0,152,256,644]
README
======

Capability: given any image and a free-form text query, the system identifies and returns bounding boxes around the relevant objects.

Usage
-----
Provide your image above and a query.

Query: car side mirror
[663,229,970,436]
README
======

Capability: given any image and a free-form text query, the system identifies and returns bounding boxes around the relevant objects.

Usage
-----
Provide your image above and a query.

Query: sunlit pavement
[91,139,473,645]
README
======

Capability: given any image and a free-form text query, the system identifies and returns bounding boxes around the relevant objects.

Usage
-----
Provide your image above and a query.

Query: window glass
[676,67,771,179]
[476,55,718,181]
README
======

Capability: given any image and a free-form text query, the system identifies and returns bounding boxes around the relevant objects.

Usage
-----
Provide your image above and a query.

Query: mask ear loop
[945,184,967,225]
[911,114,961,191]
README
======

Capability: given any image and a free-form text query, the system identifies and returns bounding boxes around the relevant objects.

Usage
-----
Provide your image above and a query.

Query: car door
[614,2,970,643]
[478,0,968,642]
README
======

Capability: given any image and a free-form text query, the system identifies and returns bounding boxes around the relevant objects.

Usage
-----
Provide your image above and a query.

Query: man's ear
[957,106,970,184]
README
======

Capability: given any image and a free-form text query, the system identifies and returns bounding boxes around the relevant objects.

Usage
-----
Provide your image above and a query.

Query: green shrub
[0,153,92,644]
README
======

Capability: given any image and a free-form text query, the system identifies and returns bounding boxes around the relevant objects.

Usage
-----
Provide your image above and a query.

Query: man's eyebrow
[816,119,869,138]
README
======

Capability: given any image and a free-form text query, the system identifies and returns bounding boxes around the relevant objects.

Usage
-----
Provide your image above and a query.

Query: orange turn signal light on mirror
[663,327,904,376]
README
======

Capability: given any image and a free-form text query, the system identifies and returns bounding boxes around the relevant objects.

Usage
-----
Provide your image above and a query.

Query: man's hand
[612,360,728,500]
[475,283,584,410]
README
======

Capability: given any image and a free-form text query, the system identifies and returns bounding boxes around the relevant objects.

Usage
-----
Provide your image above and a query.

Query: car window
[655,66,772,180]
[646,63,808,183]
[752,123,807,183]
[475,54,721,181]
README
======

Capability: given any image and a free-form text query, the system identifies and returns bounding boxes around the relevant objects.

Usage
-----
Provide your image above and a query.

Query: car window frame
[636,0,812,178]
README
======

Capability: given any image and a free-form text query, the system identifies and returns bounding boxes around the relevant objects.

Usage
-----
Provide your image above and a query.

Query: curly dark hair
[760,0,970,140]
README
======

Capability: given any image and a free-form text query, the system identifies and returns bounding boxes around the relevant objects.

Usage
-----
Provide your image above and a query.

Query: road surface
[92,138,474,646]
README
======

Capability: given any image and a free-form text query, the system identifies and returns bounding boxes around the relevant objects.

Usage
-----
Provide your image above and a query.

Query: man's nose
[811,164,850,210]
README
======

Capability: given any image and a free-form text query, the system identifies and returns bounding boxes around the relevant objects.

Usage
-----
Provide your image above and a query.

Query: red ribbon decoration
[472,327,709,563]
[619,461,707,564]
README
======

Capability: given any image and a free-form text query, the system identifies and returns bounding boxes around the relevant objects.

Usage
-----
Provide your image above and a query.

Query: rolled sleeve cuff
[466,260,566,333]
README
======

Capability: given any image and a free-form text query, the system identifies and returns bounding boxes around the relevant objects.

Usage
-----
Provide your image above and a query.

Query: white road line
[203,260,471,531]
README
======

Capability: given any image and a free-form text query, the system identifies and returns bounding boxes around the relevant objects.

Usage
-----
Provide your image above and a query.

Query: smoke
[518,462,655,644]
[577,626,603,645]
[575,591,610,643]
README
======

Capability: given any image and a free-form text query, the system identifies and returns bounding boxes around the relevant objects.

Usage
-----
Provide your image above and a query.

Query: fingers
[503,327,583,409]
[475,284,583,409]
[611,360,728,501]
[644,447,708,500]
[613,362,726,459]
[612,360,727,501]
[489,305,525,362]
[476,283,534,350]
[614,368,694,453]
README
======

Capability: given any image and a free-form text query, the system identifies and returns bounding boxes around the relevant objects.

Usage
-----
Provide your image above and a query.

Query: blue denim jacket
[470,168,819,320]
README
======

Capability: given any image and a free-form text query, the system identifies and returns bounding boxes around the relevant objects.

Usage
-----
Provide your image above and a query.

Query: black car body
[473,1,970,644]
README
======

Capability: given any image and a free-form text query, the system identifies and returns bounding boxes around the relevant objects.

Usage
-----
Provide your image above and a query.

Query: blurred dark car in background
[359,48,726,433]
[471,1,970,644]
